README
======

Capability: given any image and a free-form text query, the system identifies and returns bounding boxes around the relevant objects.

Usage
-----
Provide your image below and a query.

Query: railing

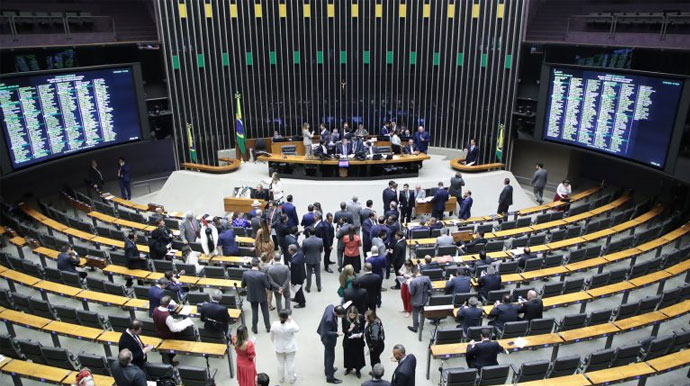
[1,14,115,41]
[565,12,690,41]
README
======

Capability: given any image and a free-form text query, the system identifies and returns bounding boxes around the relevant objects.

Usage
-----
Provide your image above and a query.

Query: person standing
[459,191,473,220]
[347,196,363,229]
[241,259,272,334]
[391,344,416,386]
[361,212,376,256]
[111,349,147,386]
[382,181,397,216]
[334,202,354,224]
[288,245,306,308]
[254,219,275,258]
[301,205,316,228]
[199,290,231,337]
[497,178,513,217]
[389,233,407,289]
[117,157,131,199]
[398,261,415,317]
[531,163,548,205]
[199,217,219,256]
[344,278,368,314]
[269,173,285,203]
[282,195,299,228]
[342,305,366,378]
[152,296,194,365]
[336,219,353,271]
[358,263,383,311]
[398,184,415,224]
[464,139,479,166]
[364,310,385,367]
[431,182,450,220]
[118,320,153,372]
[234,325,257,386]
[86,160,104,191]
[302,228,324,292]
[179,211,199,245]
[302,122,314,158]
[267,253,291,312]
[218,226,240,256]
[413,126,430,154]
[315,213,335,272]
[270,310,300,384]
[317,304,346,384]
[449,172,465,207]
[407,272,432,333]
[343,227,362,273]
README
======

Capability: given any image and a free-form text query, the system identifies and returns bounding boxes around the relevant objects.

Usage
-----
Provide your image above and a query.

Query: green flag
[495,123,505,162]
[234,92,246,155]
[186,122,197,163]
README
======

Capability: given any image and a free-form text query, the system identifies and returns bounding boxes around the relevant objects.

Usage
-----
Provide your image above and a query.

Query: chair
[637,295,661,314]
[629,260,651,279]
[410,228,430,239]
[498,261,519,274]
[565,226,582,239]
[226,267,247,280]
[84,277,105,292]
[104,281,129,296]
[0,334,25,360]
[498,221,516,231]
[528,318,555,336]
[535,213,551,224]
[639,335,673,360]
[587,272,610,289]
[176,324,199,341]
[452,293,473,308]
[484,241,504,253]
[202,266,226,279]
[512,287,534,302]
[41,346,79,370]
[16,339,47,364]
[670,329,690,353]
[238,246,255,257]
[153,259,174,272]
[61,271,83,288]
[187,292,211,305]
[487,290,510,303]
[611,343,642,366]
[28,298,55,320]
[498,321,528,339]
[54,304,80,324]
[549,355,580,378]
[422,269,444,281]
[581,348,615,372]
[437,246,458,256]
[415,246,436,259]
[543,254,563,268]
[516,217,532,227]
[568,204,589,216]
[77,309,109,329]
[134,285,150,299]
[528,234,546,246]
[541,282,564,298]
[140,319,157,336]
[108,315,133,332]
[176,263,198,276]
[220,294,241,309]
[523,257,543,272]
[563,278,584,294]
[476,224,494,234]
[78,353,111,376]
[614,302,639,320]
[12,292,32,313]
[465,326,488,342]
[607,268,628,284]
[429,295,454,307]
[22,260,44,278]
[441,367,477,386]
[145,363,177,381]
[477,364,509,385]
[659,287,682,309]
[431,229,442,238]
[588,309,613,325]
[43,266,63,283]
[0,288,15,309]
[512,360,550,383]
[178,366,218,386]
[559,313,587,331]
[434,327,463,345]
[549,229,566,242]
[511,236,529,249]
[567,248,586,263]
[199,328,228,344]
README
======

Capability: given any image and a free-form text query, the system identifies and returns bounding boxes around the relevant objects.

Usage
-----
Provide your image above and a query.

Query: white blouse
[270,319,300,353]
[556,183,572,199]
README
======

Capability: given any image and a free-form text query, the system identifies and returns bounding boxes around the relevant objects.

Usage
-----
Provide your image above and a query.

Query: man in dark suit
[289,245,306,308]
[464,138,479,165]
[497,178,513,217]
[302,228,324,292]
[363,363,392,386]
[402,139,418,155]
[488,294,519,332]
[444,270,471,294]
[431,182,450,220]
[408,273,432,333]
[459,191,473,220]
[57,245,87,278]
[465,329,507,370]
[449,172,465,205]
[391,344,416,386]
[315,213,335,271]
[413,126,430,153]
[267,253,291,312]
[389,231,407,285]
[477,265,501,301]
[338,138,352,156]
[281,226,298,265]
[531,163,548,205]
[111,348,147,386]
[86,159,104,191]
[359,200,375,226]
[334,202,354,225]
[343,278,368,314]
[118,320,153,371]
[117,157,131,199]
[518,290,543,321]
[301,205,316,228]
[382,181,397,216]
[147,278,170,317]
[384,203,400,224]
[517,247,535,269]
[317,304,346,384]
[199,290,230,336]
[361,212,376,254]
[335,219,353,271]
[398,183,415,224]
[282,195,299,228]
[359,263,383,311]
[241,259,271,334]
[458,232,487,251]
[124,233,147,287]
[455,297,484,334]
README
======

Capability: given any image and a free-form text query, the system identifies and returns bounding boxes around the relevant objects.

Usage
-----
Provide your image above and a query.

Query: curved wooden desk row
[449,158,505,173]
[0,263,242,321]
[406,186,602,230]
[258,153,431,165]
[413,205,664,264]
[180,158,241,174]
[0,357,115,386]
[100,192,186,220]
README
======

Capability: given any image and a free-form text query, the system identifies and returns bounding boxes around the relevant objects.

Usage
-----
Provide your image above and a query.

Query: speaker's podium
[223,197,266,213]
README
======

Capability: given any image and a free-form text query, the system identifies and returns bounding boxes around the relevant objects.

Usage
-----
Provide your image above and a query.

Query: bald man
[518,290,543,321]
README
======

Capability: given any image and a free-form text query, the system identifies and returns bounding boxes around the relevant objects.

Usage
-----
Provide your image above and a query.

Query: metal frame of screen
[0,63,151,174]
[534,62,689,174]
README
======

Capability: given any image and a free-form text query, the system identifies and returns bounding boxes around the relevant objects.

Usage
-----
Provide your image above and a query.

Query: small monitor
[281,145,297,155]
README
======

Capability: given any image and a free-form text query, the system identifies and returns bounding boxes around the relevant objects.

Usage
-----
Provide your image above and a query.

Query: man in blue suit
[317,304,346,384]
[337,138,352,156]
[465,329,507,370]
[464,138,480,165]
[382,181,397,214]
[413,126,430,153]
[117,157,131,199]
[282,195,299,228]
[459,191,473,220]
[431,182,450,220]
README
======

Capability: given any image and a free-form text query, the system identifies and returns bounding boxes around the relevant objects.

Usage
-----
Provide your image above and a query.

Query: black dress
[342,314,366,371]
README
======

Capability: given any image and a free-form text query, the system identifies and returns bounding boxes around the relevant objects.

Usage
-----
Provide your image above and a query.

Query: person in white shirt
[270,310,300,384]
[152,296,194,364]
[414,184,426,200]
[554,179,572,211]
[199,217,219,256]
[270,172,285,203]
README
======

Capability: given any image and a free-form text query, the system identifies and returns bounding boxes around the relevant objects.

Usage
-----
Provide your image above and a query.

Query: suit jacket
[199,301,230,333]
[466,340,503,369]
[445,276,471,294]
[111,361,147,386]
[498,185,513,207]
[87,166,104,188]
[358,272,383,309]
[118,331,147,370]
[250,216,261,238]
[489,303,519,330]
[346,201,363,227]
[282,202,299,228]
[300,212,316,228]
[118,163,131,183]
[408,276,432,307]
[477,273,502,299]
[336,223,353,251]
[147,285,165,316]
[532,168,548,189]
[391,354,417,386]
[398,190,415,210]
[391,239,407,268]
[290,251,306,284]
[459,197,473,220]
[359,207,375,226]
[317,304,339,346]
[402,144,417,155]
[518,253,535,269]
[466,145,479,164]
[334,210,354,225]
[267,263,291,292]
[456,306,484,333]
[124,239,144,270]
[343,286,368,314]
[180,218,200,244]
[315,221,335,249]
[431,189,450,212]
[414,131,430,153]
[302,236,324,265]
[519,299,543,321]
[384,209,400,221]
[337,142,352,156]
[362,218,374,242]
[449,177,465,198]
[382,188,397,214]
[57,252,79,273]
[363,379,392,386]
[241,269,270,303]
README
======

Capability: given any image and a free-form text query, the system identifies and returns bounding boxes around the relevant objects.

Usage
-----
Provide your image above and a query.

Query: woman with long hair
[270,310,300,384]
[302,122,314,158]
[270,172,284,202]
[234,325,256,386]
[399,260,415,318]
[343,226,362,273]
[341,305,366,378]
[364,309,385,367]
[337,264,355,301]
[254,218,275,258]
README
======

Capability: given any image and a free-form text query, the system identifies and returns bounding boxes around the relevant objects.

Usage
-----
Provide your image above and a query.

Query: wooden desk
[647,349,690,372]
[517,186,601,215]
[566,257,608,272]
[518,374,591,386]
[489,226,534,239]
[0,269,42,287]
[34,281,83,297]
[224,197,266,214]
[44,320,103,340]
[96,330,162,347]
[103,265,154,280]
[77,290,129,306]
[585,362,654,384]
[662,223,690,241]
[449,158,505,173]
[0,309,53,329]
[157,340,228,357]
[629,270,672,287]
[196,278,242,289]
[415,196,457,216]
[33,246,87,266]
[603,248,642,263]
[658,299,690,318]
[179,305,243,320]
[586,281,635,299]
[521,266,568,280]
[530,220,567,232]
[542,292,592,309]
[612,311,666,331]
[664,259,690,276]
[181,159,241,174]
[558,323,619,342]
[1,359,72,383]
[103,194,150,211]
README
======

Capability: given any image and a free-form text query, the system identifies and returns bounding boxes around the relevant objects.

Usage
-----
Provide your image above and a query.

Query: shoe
[333,368,338,373]
[356,370,361,378]
[306,288,310,293]
[251,327,258,334]
[326,378,342,384]
[318,288,322,292]
[269,306,276,311]
[266,327,271,333]
[344,369,351,375]
[294,304,306,308]
[380,288,387,292]
[407,326,418,333]
[390,285,400,290]
[338,268,343,273]
[325,268,334,273]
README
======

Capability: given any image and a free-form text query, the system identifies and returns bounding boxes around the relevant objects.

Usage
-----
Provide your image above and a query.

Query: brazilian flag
[234,92,246,155]
[495,123,505,162]
[187,122,197,162]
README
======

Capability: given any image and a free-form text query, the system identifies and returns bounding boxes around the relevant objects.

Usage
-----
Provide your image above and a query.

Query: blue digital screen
[543,66,683,169]
[0,66,142,169]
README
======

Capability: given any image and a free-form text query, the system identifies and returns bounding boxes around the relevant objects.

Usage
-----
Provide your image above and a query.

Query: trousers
[306,263,321,291]
[533,186,544,204]
[273,289,291,312]
[250,301,270,331]
[323,342,336,379]
[293,285,305,305]
[276,351,297,383]
[369,343,385,366]
[432,209,444,220]
[119,180,131,200]
[323,247,333,266]
[412,305,424,329]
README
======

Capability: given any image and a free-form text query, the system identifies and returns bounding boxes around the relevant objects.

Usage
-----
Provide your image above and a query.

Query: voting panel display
[543,66,684,169]
[0,66,144,170]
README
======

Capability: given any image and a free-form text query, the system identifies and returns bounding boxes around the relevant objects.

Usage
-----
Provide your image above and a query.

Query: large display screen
[543,66,684,169]
[0,66,143,170]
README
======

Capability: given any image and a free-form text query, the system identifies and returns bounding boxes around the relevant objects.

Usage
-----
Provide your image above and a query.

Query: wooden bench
[181,158,241,174]
[449,158,505,172]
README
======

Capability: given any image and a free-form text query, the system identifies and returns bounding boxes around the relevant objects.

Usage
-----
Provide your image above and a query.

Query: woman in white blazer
[199,217,219,256]
[270,310,300,384]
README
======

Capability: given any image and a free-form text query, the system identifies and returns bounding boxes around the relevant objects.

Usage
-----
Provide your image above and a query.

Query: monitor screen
[542,66,684,169]
[0,65,144,170]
